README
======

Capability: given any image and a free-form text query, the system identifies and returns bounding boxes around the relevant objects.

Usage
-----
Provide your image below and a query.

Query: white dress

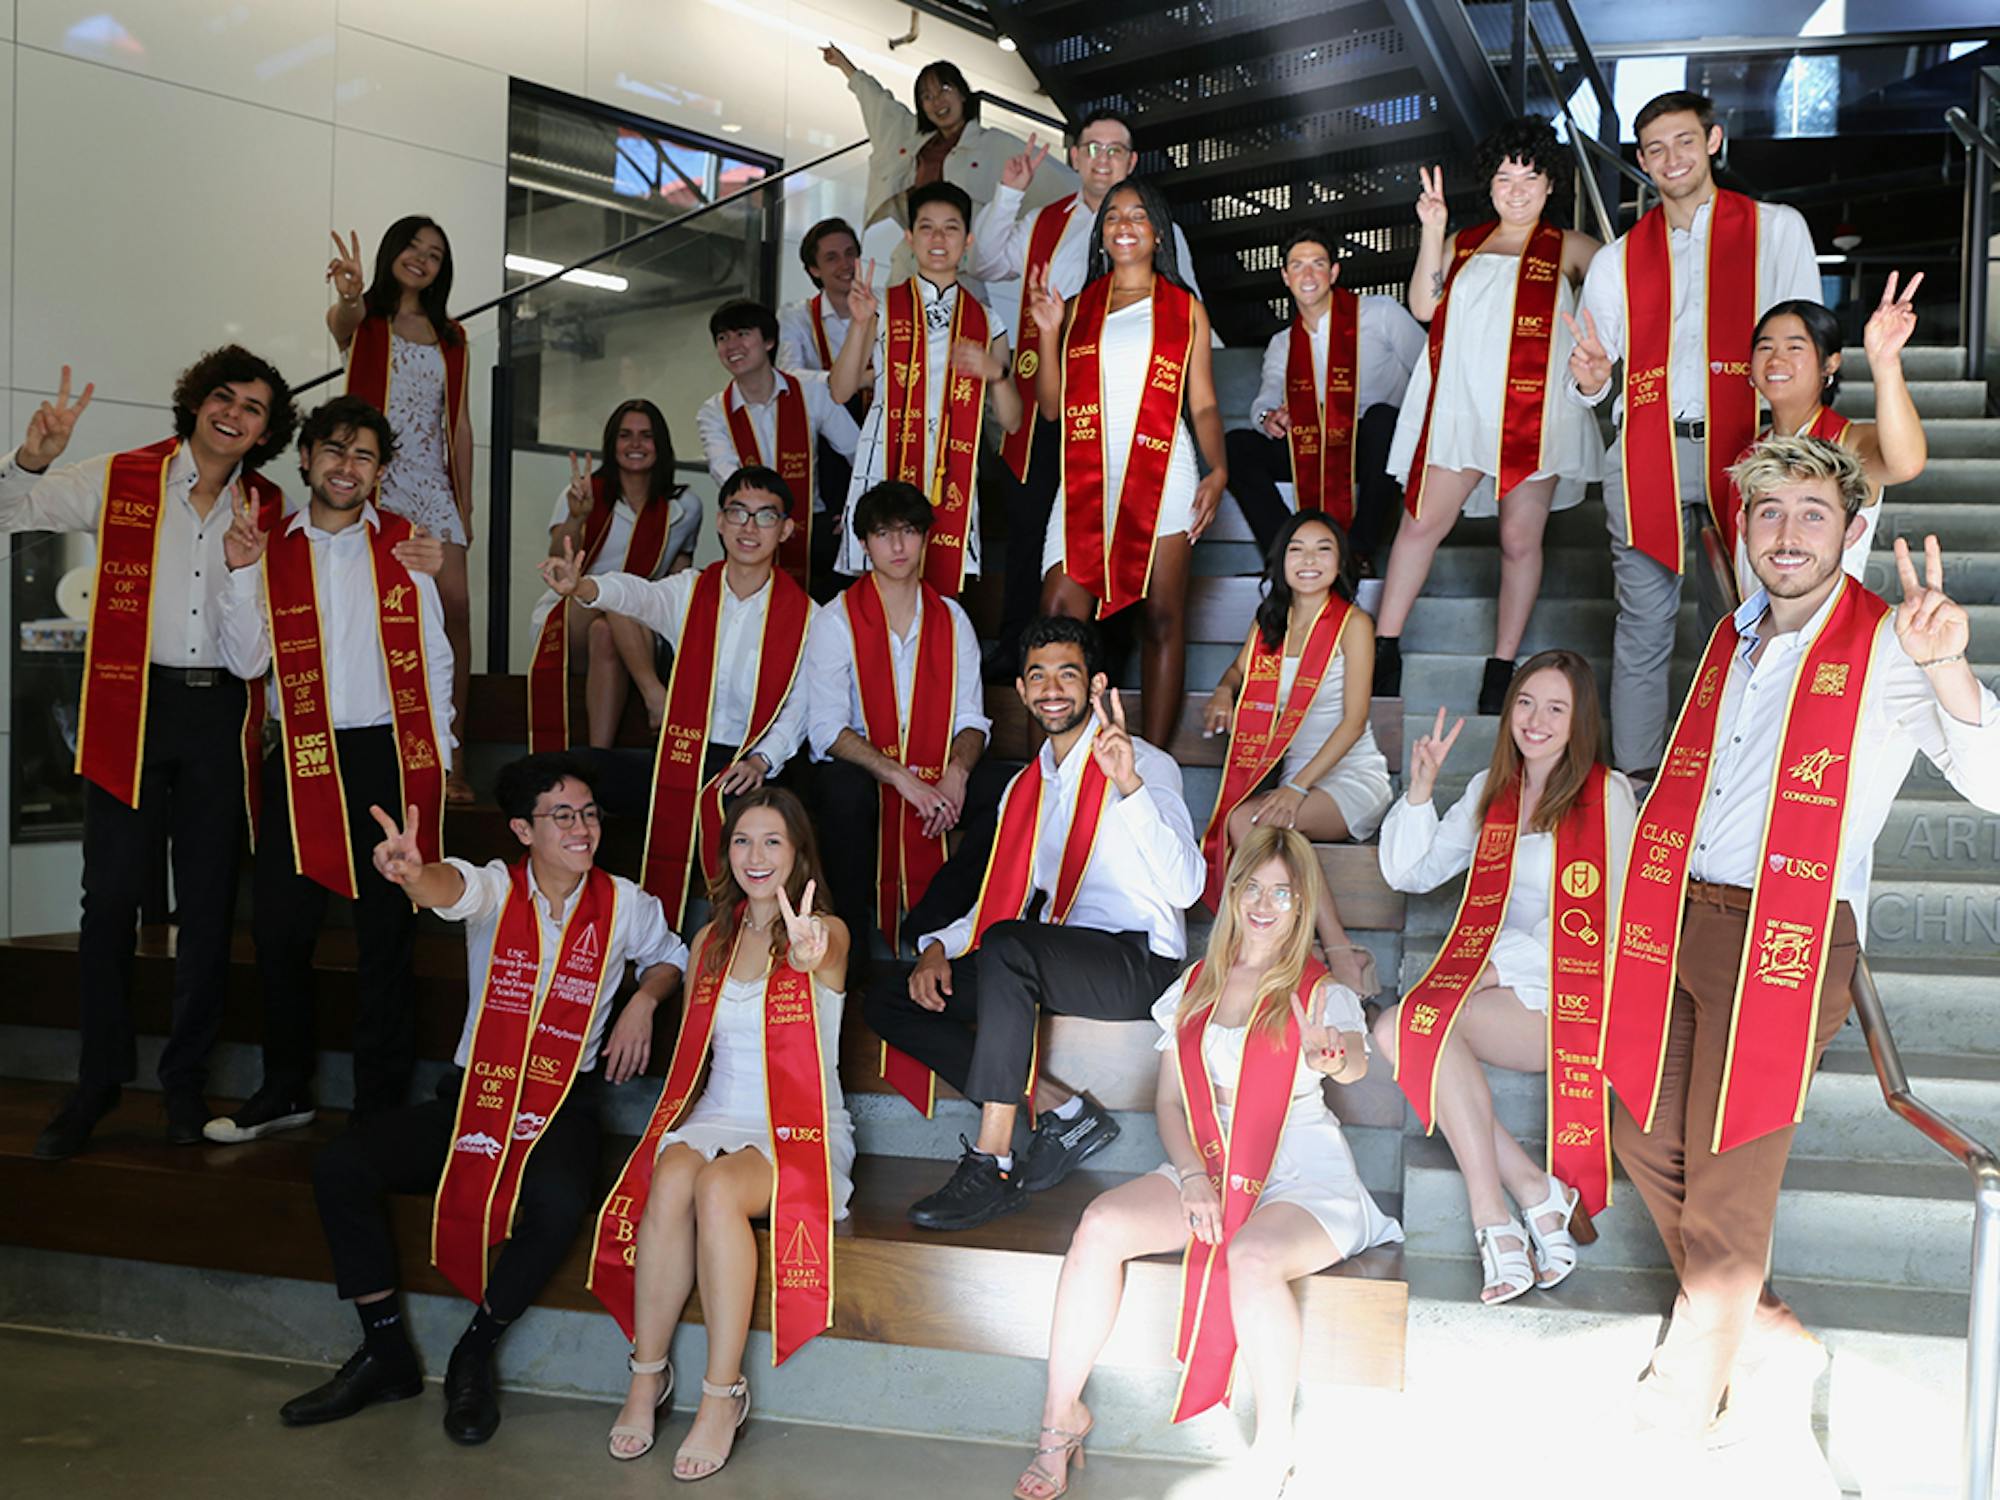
[526,483,700,639]
[1042,296,1201,576]
[376,334,464,545]
[1276,651,1393,840]
[1386,253,1603,516]
[1148,974,1404,1259]
[1376,768,1637,1014]
[656,971,857,1222]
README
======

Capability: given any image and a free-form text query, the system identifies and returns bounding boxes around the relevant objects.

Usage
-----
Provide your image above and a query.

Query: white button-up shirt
[219,504,456,751]
[695,370,860,512]
[438,858,690,1073]
[920,723,1205,961]
[583,567,812,775]
[0,442,260,668]
[802,585,990,761]
[1569,196,1820,421]
[544,486,701,579]
[778,296,853,375]
[1686,585,2000,906]
[1249,298,1428,426]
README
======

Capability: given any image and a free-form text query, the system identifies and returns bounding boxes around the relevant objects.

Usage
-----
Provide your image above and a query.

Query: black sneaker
[906,1136,1027,1231]
[204,1088,317,1144]
[32,1084,121,1161]
[1478,656,1516,716]
[163,1089,210,1146]
[1018,1098,1121,1193]
[1373,636,1402,698]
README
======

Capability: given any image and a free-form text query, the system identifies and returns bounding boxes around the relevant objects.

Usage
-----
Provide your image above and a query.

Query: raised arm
[1406,166,1451,321]
[828,262,880,406]
[1027,270,1068,421]
[1855,271,1928,489]
[326,230,368,350]
[0,366,103,532]
[368,803,467,909]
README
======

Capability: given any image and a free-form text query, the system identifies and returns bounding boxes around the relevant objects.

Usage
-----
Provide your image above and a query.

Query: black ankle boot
[1478,657,1515,716]
[1372,636,1402,698]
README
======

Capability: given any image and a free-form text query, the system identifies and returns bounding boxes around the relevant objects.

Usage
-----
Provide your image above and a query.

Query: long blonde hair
[1175,827,1323,1040]
[700,788,827,980]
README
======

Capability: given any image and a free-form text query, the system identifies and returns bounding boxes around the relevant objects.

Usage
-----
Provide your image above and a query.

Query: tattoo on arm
[1429,271,1444,300]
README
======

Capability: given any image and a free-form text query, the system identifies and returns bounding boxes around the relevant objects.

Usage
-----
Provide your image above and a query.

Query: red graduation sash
[526,473,675,753]
[640,563,810,927]
[1601,578,1885,1152]
[881,279,989,595]
[877,738,1113,1116]
[844,576,956,949]
[590,921,836,1364]
[1395,766,1613,1212]
[433,863,615,1303]
[998,194,1076,483]
[1619,190,1760,570]
[345,313,470,500]
[1061,275,1195,617]
[1405,219,1565,516]
[724,373,815,590]
[262,509,445,899]
[1199,596,1352,909]
[1284,290,1360,526]
[1170,959,1317,1422]
[809,293,836,370]
[76,440,281,817]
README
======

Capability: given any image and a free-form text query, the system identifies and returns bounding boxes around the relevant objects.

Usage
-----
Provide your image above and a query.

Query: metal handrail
[1848,952,2000,1500]
[1527,21,1615,240]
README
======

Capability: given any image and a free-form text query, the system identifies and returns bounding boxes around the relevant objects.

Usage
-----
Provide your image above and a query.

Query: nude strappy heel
[1519,1173,1593,1290]
[1475,1218,1536,1305]
[608,1352,674,1461]
[672,1375,749,1482]
[1013,1415,1093,1499]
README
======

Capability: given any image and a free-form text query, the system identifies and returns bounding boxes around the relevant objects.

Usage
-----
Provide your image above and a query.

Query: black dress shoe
[163,1089,209,1146]
[279,1346,424,1427]
[1477,656,1516,716]
[443,1343,501,1445]
[907,1136,1027,1231]
[32,1084,121,1161]
[1372,636,1402,698]
[1018,1098,1121,1193]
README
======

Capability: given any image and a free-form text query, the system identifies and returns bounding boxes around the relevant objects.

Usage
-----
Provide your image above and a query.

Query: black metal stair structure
[986,0,1514,345]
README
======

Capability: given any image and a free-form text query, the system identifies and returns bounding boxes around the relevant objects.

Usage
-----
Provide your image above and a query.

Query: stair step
[1837,345,1967,381]
[1840,381,1988,419]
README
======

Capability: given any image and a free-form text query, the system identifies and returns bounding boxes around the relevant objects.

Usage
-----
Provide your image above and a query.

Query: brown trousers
[1611,883,1861,1433]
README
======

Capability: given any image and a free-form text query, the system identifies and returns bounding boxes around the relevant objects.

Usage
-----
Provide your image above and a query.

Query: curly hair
[298,395,398,467]
[171,345,298,470]
[1474,116,1570,207]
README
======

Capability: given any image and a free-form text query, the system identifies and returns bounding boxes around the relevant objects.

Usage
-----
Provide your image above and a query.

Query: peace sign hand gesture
[539,535,590,598]
[1089,687,1141,794]
[1407,706,1464,806]
[776,879,830,970]
[1291,989,1349,1077]
[1894,535,1970,667]
[847,260,880,328]
[1863,270,1923,368]
[369,803,425,887]
[1024,265,1064,339]
[564,450,595,519]
[327,229,365,304]
[1415,164,1448,231]
[222,480,271,571]
[1003,132,1049,193]
[20,365,95,472]
[1561,308,1613,397]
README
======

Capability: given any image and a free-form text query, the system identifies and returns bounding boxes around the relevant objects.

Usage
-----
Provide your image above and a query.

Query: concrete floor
[0,1327,1209,1500]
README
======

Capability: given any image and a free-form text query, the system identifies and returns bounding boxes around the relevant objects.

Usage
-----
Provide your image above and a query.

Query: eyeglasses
[1080,142,1132,161]
[918,81,961,99]
[533,804,603,830]
[866,523,925,543]
[1242,880,1296,912]
[721,503,785,529]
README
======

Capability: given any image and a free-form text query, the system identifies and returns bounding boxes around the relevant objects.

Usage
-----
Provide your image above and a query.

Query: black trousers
[253,725,417,1114]
[813,433,852,606]
[1223,403,1403,565]
[864,920,1182,1105]
[989,415,1062,671]
[76,671,249,1094]
[312,1071,603,1316]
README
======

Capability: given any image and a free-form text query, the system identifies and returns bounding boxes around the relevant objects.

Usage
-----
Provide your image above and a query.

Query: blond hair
[1728,433,1869,521]
[1175,827,1322,1041]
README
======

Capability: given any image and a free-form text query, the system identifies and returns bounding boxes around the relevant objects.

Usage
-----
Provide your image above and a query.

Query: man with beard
[1599,434,2000,1449]
[207,396,455,1139]
[864,615,1206,1230]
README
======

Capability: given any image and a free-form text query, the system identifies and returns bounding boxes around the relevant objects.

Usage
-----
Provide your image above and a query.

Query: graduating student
[780,217,872,534]
[697,298,859,598]
[1599,436,1999,1442]
[1372,653,1637,1304]
[971,109,1210,668]
[0,350,306,1158]
[1026,178,1228,751]
[1199,512,1392,994]
[803,480,991,975]
[326,218,478,802]
[864,616,1206,1231]
[1562,91,1819,774]
[1011,830,1400,1500]
[1227,225,1425,568]
[593,789,850,1480]
[526,400,699,754]
[1379,118,1603,712]
[829,181,1023,595]
[276,753,688,1445]
[203,396,454,1138]
[538,465,814,928]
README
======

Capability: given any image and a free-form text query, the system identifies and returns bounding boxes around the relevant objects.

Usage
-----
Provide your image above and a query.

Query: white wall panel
[14,52,333,408]
[335,24,507,165]
[12,841,82,936]
[18,0,336,119]
[337,0,585,97]
[0,45,14,395]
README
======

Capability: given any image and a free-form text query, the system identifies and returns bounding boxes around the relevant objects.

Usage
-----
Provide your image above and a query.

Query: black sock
[455,1304,510,1361]
[356,1296,414,1364]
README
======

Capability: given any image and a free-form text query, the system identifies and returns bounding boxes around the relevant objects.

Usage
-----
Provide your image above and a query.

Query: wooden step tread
[0,1079,1406,1387]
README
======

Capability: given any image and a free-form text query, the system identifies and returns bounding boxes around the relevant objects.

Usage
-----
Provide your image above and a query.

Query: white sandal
[607,1352,674,1461]
[1475,1218,1536,1305]
[673,1375,750,1482]
[1518,1174,1588,1290]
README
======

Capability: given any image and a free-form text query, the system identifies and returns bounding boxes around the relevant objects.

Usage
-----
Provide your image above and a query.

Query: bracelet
[1916,652,1966,670]
[1281,781,1309,796]
[1176,1165,1206,1183]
